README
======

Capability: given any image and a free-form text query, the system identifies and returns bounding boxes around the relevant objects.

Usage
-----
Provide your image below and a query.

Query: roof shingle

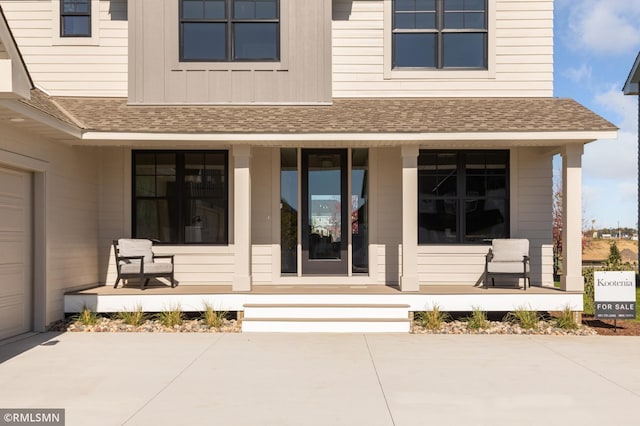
[21,91,617,135]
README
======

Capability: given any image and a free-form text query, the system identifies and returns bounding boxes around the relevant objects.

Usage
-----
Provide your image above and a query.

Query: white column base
[232,275,252,292]
[561,275,584,292]
[400,275,419,292]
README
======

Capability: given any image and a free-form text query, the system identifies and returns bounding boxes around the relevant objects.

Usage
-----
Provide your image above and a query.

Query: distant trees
[552,186,562,278]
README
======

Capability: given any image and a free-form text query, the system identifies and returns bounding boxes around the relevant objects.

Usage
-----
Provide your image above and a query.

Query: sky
[554,0,640,230]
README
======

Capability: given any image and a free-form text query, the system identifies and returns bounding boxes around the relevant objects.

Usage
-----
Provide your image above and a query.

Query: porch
[65,284,582,332]
[65,283,582,316]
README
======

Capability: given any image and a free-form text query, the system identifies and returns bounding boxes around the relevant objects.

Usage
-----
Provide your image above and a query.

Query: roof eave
[623,51,640,95]
[75,129,618,145]
[0,6,33,99]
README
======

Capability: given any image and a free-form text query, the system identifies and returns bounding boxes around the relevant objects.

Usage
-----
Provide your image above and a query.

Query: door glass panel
[280,149,298,273]
[308,153,342,260]
[352,149,368,273]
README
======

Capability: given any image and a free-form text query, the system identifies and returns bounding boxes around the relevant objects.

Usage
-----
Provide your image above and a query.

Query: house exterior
[0,0,617,337]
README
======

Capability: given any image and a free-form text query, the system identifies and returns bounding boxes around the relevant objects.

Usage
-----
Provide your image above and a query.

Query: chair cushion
[120,262,173,275]
[487,261,530,274]
[490,239,529,262]
[118,239,153,263]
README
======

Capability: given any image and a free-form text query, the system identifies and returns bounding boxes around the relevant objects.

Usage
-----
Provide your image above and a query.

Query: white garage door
[0,166,32,340]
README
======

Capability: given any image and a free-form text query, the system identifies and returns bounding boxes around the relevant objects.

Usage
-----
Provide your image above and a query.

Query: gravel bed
[411,320,598,336]
[46,316,596,335]
[47,317,241,333]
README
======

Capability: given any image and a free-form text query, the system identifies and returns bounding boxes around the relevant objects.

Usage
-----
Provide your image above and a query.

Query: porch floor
[64,284,583,315]
[67,283,573,296]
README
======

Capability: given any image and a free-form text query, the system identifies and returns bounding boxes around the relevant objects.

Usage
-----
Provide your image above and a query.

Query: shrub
[156,304,184,328]
[74,305,99,326]
[202,302,227,328]
[465,307,490,330]
[554,306,579,330]
[117,304,146,326]
[415,304,450,330]
[504,306,539,329]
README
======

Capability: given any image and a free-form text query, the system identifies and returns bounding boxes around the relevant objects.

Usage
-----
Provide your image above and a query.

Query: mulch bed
[582,315,640,336]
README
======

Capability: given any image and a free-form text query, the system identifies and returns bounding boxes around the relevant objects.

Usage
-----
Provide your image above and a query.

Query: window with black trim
[61,0,91,37]
[133,151,228,244]
[418,150,508,244]
[180,0,280,62]
[393,0,487,69]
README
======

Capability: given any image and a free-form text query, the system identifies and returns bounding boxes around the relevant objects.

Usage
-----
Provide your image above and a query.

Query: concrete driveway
[1,332,639,426]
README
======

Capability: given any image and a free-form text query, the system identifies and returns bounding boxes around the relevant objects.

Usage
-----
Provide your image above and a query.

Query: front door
[301,149,348,275]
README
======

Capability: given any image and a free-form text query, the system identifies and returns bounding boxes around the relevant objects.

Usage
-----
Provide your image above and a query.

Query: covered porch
[66,283,581,311]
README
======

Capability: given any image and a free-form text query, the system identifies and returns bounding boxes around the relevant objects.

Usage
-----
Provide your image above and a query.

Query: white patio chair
[484,239,530,290]
[113,239,175,289]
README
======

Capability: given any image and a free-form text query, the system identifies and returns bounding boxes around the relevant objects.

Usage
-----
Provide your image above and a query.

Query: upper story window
[180,0,280,62]
[393,0,487,69]
[61,0,91,37]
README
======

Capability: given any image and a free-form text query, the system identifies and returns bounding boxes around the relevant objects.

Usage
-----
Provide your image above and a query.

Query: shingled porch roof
[18,89,616,136]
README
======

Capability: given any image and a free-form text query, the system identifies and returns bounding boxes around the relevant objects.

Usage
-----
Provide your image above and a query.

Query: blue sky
[554,0,640,229]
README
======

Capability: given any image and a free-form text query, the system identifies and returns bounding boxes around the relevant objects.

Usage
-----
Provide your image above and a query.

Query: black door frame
[301,149,348,275]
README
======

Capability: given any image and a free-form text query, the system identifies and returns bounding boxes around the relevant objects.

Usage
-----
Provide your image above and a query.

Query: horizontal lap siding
[332,0,553,97]
[416,148,554,287]
[98,147,236,286]
[418,246,489,285]
[373,148,402,284]
[515,147,553,286]
[1,0,128,96]
[1,125,100,324]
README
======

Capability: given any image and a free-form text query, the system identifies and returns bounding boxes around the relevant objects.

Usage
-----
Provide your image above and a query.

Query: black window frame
[60,0,91,38]
[392,0,488,69]
[132,150,229,245]
[179,0,281,62]
[418,150,509,244]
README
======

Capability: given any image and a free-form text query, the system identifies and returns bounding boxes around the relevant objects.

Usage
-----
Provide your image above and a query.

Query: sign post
[594,271,637,332]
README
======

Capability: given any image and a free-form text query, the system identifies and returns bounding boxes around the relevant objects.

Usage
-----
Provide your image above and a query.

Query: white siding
[416,147,553,286]
[98,147,236,286]
[0,124,100,325]
[371,147,402,284]
[332,0,553,97]
[0,0,128,97]
[418,245,489,285]
[513,147,554,286]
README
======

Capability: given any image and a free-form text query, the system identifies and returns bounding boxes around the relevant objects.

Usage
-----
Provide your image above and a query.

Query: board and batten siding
[332,0,553,97]
[0,0,128,97]
[129,0,332,105]
[1,124,100,325]
[98,147,236,287]
[250,147,275,283]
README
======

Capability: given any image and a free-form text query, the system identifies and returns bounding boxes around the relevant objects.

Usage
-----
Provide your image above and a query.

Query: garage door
[0,166,32,340]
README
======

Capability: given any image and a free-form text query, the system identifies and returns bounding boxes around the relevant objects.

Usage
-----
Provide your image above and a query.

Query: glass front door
[301,149,348,275]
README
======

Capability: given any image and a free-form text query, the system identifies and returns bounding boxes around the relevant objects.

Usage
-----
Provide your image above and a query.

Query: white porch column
[561,143,584,292]
[401,145,419,291]
[233,145,252,291]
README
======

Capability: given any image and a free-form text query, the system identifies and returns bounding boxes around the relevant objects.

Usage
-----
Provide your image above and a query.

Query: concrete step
[241,303,411,333]
[243,303,410,319]
[242,318,411,333]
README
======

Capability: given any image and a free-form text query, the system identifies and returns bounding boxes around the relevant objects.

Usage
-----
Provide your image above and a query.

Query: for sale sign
[594,271,636,319]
